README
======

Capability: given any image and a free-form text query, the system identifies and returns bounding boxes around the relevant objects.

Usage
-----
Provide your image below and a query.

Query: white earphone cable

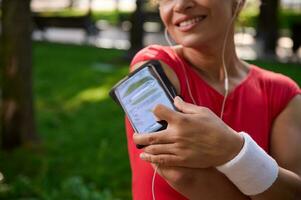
[152,165,159,200]
[164,28,174,47]
[220,0,242,119]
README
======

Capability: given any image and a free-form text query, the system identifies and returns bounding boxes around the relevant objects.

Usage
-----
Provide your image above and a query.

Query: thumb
[174,96,202,114]
[152,104,178,122]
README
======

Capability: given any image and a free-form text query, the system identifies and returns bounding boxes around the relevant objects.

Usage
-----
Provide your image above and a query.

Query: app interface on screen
[116,67,174,133]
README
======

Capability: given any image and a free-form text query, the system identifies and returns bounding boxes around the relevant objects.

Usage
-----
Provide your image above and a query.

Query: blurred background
[0,0,300,199]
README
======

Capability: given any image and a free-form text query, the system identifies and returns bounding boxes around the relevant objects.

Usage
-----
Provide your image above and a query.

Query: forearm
[189,168,249,200]
[216,132,301,200]
[250,167,301,200]
[161,167,249,200]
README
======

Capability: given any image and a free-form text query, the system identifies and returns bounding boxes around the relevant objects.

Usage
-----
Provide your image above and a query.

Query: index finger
[133,130,172,146]
[152,104,181,123]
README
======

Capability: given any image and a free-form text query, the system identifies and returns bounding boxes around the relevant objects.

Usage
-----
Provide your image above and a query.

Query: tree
[0,0,38,150]
[127,0,145,59]
[257,0,280,57]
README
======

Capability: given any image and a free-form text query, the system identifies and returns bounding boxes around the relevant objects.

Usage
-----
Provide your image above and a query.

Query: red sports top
[125,45,301,200]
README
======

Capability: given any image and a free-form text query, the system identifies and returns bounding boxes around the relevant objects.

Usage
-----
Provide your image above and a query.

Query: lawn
[0,42,300,200]
[0,42,131,200]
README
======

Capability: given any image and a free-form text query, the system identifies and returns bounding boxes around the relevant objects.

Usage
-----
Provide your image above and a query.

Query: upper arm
[131,60,181,94]
[270,94,301,175]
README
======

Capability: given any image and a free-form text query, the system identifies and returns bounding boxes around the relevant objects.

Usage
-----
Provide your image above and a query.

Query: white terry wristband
[216,132,279,196]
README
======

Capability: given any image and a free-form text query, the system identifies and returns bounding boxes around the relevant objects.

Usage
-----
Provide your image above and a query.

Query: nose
[173,0,195,12]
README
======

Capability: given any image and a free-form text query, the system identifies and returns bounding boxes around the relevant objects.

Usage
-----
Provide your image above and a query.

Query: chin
[177,36,208,49]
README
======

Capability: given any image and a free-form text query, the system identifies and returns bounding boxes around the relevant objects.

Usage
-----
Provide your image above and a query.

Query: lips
[175,15,207,31]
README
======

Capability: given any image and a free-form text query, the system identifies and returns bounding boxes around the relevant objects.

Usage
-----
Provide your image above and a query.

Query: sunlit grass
[65,85,111,110]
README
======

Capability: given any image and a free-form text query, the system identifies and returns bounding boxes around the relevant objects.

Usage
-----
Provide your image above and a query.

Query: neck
[178,34,241,83]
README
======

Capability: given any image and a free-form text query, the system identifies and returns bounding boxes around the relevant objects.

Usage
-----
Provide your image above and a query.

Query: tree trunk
[127,0,144,60]
[257,0,279,57]
[0,0,38,150]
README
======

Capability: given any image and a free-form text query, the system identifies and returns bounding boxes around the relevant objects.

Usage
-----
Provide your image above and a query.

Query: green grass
[0,42,131,199]
[248,60,301,85]
[0,42,300,200]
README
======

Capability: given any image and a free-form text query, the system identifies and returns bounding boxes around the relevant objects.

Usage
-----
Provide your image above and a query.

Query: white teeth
[179,16,205,27]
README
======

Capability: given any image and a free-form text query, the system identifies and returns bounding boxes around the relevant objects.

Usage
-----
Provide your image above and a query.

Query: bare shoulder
[131,60,181,94]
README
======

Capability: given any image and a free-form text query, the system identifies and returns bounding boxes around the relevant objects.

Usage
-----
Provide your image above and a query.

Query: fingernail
[140,153,145,159]
[175,96,183,103]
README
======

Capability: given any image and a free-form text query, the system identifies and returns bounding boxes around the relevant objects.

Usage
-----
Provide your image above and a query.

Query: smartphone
[109,60,177,134]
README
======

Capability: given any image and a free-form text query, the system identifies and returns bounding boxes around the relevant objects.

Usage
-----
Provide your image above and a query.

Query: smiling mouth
[177,16,207,28]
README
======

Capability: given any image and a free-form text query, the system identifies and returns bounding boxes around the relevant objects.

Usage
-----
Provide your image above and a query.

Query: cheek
[208,5,233,34]
[159,6,173,28]
[216,2,233,22]
[208,0,233,21]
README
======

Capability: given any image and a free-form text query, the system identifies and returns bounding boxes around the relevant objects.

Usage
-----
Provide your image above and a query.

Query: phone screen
[115,67,175,133]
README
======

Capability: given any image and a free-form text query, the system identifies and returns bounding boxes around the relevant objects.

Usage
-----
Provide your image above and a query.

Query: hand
[133,96,244,168]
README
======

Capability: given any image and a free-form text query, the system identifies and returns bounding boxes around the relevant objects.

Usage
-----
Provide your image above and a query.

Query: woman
[126,0,301,199]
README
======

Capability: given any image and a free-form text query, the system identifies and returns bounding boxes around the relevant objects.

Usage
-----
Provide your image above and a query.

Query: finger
[133,131,171,146]
[140,152,181,166]
[152,104,180,122]
[174,96,203,114]
[144,143,176,155]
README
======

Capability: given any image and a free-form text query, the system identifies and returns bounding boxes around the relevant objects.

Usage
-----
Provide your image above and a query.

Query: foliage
[92,11,131,25]
[33,9,89,17]
[0,42,300,200]
[279,10,301,29]
[33,9,131,26]
[239,8,301,29]
[239,3,259,28]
